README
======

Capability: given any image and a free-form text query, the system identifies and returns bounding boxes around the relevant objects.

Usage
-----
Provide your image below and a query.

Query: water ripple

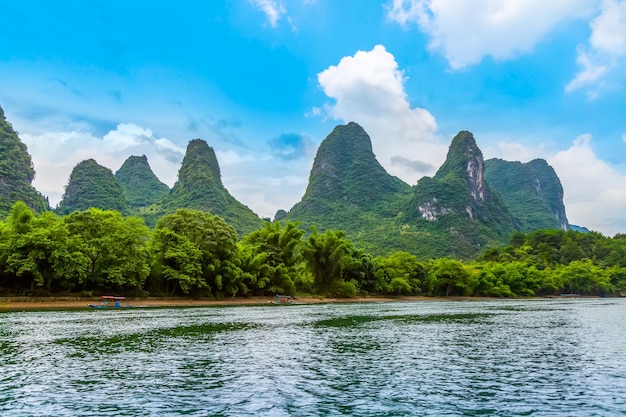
[1,299,625,416]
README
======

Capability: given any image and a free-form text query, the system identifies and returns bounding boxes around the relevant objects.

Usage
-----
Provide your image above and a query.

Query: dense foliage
[485,158,568,232]
[115,155,169,207]
[0,106,49,217]
[1,202,624,298]
[57,159,130,215]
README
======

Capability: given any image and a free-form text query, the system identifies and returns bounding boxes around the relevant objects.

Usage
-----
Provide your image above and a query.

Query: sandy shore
[0,295,445,311]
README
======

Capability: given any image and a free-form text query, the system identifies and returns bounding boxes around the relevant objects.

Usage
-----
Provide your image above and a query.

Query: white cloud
[485,133,626,235]
[386,0,597,69]
[250,0,286,28]
[317,44,446,185]
[623,133,626,143]
[21,124,185,208]
[566,0,626,94]
[549,134,626,235]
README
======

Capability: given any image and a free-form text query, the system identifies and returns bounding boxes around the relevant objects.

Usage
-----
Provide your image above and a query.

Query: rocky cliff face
[0,105,49,216]
[401,131,516,255]
[415,131,513,227]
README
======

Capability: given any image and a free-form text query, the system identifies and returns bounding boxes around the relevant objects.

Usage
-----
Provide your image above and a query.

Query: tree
[238,221,305,295]
[427,258,473,296]
[0,202,89,293]
[301,227,362,296]
[64,208,150,292]
[374,251,426,295]
[151,209,242,297]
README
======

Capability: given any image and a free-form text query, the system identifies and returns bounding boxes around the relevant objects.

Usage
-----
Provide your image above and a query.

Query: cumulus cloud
[250,0,286,28]
[386,0,596,69]
[485,134,626,235]
[566,0,626,95]
[268,133,316,160]
[317,44,446,184]
[549,134,626,235]
[21,124,184,207]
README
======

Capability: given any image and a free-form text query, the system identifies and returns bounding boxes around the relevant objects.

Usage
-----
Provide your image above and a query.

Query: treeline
[1,201,625,298]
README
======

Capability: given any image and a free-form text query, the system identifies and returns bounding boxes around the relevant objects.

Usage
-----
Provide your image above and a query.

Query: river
[1,298,625,416]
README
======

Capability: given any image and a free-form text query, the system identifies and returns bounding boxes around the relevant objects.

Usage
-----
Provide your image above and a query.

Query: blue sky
[1,0,625,235]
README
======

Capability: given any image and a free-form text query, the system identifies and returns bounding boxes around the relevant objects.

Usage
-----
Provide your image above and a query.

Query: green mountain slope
[285,122,411,227]
[152,138,262,235]
[0,105,49,217]
[285,126,519,258]
[115,155,169,208]
[484,158,568,232]
[57,159,130,215]
[400,131,516,257]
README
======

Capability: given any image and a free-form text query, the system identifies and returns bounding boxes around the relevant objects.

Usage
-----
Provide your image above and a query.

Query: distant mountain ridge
[0,104,575,258]
[283,125,568,258]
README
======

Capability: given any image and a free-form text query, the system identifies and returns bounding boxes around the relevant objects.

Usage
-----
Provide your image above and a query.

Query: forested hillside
[142,139,263,235]
[57,159,130,215]
[0,106,49,217]
[485,158,568,232]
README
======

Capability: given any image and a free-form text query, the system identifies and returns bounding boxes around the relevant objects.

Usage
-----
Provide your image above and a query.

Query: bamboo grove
[1,202,625,298]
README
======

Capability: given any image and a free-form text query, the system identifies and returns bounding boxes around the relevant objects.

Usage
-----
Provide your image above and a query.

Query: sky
[1,0,625,235]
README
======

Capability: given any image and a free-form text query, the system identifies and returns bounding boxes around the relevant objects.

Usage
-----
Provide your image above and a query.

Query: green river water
[1,298,625,416]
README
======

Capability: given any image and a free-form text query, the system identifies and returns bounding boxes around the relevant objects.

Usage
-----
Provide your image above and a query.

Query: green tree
[427,258,473,296]
[301,227,362,296]
[151,209,242,297]
[64,208,150,292]
[374,251,426,295]
[239,221,305,295]
[0,202,89,293]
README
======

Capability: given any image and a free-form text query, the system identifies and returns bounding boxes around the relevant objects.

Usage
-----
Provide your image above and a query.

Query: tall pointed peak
[434,130,486,202]
[159,138,262,235]
[115,155,169,208]
[301,122,407,207]
[178,138,222,187]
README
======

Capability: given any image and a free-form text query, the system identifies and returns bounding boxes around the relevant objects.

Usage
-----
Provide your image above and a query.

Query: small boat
[88,296,131,309]
[272,295,296,305]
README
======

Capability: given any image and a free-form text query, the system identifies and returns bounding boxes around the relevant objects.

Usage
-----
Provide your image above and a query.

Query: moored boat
[88,296,130,309]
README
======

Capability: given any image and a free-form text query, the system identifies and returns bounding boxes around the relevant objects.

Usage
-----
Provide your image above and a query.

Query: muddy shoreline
[0,295,498,310]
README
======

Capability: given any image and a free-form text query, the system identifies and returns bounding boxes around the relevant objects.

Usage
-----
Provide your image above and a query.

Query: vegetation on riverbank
[1,202,625,299]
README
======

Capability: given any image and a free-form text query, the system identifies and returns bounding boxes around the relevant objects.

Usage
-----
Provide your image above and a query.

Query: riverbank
[0,295,446,311]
